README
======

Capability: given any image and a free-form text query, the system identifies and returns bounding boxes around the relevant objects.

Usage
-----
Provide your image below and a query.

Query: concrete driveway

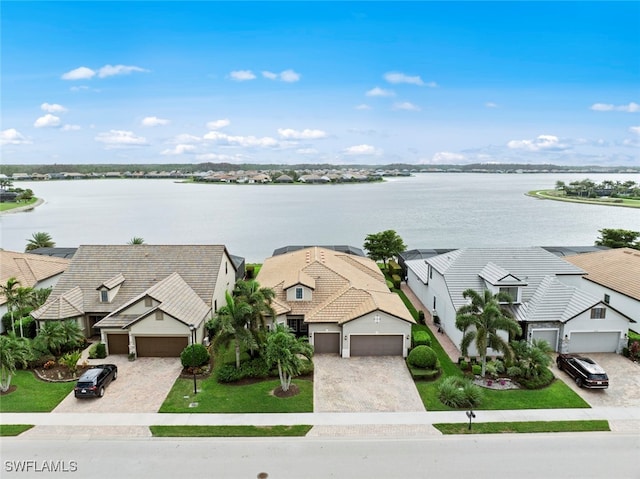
[52,355,183,413]
[551,353,640,407]
[313,355,425,412]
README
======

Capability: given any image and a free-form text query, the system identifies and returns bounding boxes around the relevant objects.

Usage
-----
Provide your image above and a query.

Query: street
[2,433,638,479]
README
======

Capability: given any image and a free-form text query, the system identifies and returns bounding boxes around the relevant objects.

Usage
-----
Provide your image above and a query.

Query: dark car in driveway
[556,354,609,389]
[74,364,118,398]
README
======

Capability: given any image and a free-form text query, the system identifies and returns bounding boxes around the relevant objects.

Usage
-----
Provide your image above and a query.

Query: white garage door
[568,331,620,353]
[530,329,559,351]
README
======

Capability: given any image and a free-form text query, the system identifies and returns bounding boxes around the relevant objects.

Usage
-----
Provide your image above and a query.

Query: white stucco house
[405,247,634,355]
[256,246,415,358]
[32,245,239,357]
[562,247,640,334]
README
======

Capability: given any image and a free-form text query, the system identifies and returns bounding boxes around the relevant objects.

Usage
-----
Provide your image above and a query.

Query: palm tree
[127,237,145,245]
[25,232,55,252]
[0,332,32,393]
[455,288,522,377]
[265,323,313,392]
[233,279,276,333]
[210,291,254,369]
[0,277,21,333]
[34,321,67,356]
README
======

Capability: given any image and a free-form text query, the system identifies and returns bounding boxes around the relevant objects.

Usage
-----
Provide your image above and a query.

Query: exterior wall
[341,311,412,358]
[211,251,238,313]
[563,306,628,351]
[130,314,192,336]
[118,298,159,315]
[285,284,313,302]
[36,275,64,291]
[406,269,429,311]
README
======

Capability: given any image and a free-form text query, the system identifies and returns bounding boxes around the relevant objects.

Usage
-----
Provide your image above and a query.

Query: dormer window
[295,287,303,300]
[499,286,520,304]
[144,297,152,307]
[100,290,109,303]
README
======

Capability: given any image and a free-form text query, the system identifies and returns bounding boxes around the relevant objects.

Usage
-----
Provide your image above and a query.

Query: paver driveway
[313,355,425,412]
[53,356,183,413]
[552,353,640,407]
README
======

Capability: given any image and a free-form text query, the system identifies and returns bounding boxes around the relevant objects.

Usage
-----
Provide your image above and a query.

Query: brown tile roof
[563,247,640,300]
[31,286,84,320]
[33,245,230,318]
[0,251,70,305]
[257,247,414,324]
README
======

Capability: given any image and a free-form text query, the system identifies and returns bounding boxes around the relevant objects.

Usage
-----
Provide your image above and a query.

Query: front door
[287,315,308,337]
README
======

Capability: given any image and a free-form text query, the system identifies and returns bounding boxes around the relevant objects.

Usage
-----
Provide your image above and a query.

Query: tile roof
[257,247,414,324]
[563,248,640,301]
[0,250,70,305]
[33,244,230,318]
[31,286,84,320]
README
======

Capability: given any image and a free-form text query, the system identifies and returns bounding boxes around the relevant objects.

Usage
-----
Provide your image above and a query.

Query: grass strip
[0,424,34,436]
[150,425,312,437]
[434,420,609,435]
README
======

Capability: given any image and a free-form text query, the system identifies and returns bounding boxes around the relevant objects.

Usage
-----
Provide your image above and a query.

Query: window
[604,294,610,304]
[155,311,163,321]
[144,297,152,307]
[214,299,217,312]
[499,287,519,303]
[433,297,437,309]
[590,307,606,319]
[225,261,228,274]
[100,290,108,303]
[295,287,303,300]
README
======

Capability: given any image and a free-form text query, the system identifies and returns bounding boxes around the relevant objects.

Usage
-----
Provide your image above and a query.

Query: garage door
[531,329,559,351]
[106,333,129,355]
[568,332,620,353]
[350,335,403,356]
[314,332,340,354]
[136,336,188,357]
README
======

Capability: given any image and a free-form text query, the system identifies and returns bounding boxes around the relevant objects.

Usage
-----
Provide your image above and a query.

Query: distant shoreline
[0,198,44,215]
[527,190,640,209]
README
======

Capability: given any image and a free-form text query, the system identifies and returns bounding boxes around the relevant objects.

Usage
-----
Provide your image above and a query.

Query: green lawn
[150,425,312,437]
[434,420,609,435]
[159,376,313,413]
[0,197,38,212]
[528,190,640,208]
[0,424,34,436]
[0,370,75,412]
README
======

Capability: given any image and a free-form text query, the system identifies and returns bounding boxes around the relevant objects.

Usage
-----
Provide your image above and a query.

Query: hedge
[412,330,431,348]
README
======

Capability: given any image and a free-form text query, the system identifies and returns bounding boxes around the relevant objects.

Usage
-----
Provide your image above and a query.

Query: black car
[74,364,118,398]
[556,354,608,389]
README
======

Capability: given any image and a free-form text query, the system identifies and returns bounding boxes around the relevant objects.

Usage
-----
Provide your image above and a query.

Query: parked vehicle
[556,354,608,389]
[74,364,118,398]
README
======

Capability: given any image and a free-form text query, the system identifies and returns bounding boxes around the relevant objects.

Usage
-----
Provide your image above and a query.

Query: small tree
[265,323,313,392]
[210,291,254,369]
[0,333,32,392]
[59,350,82,376]
[363,230,407,267]
[595,228,640,250]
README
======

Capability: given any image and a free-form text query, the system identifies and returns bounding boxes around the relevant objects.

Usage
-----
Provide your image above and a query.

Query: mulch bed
[273,384,300,398]
[0,385,17,395]
[33,364,89,383]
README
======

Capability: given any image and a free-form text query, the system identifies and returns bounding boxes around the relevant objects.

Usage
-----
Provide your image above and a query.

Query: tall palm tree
[455,288,522,377]
[265,323,313,392]
[210,291,254,369]
[233,279,276,333]
[0,333,32,393]
[0,277,21,333]
[25,232,55,252]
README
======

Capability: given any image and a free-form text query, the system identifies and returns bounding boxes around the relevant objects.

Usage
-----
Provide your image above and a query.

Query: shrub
[245,264,255,279]
[59,350,82,375]
[471,364,482,376]
[437,376,483,408]
[2,307,33,332]
[180,344,210,368]
[391,274,402,289]
[412,330,431,348]
[385,279,394,290]
[407,345,437,369]
[87,342,107,359]
[216,357,274,383]
[417,310,425,324]
[216,364,242,383]
[409,368,441,381]
[459,360,468,371]
[517,368,554,389]
[43,360,56,370]
[388,260,402,276]
[630,340,640,360]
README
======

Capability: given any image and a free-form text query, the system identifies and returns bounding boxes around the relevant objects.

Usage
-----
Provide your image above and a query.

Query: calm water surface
[1,173,638,262]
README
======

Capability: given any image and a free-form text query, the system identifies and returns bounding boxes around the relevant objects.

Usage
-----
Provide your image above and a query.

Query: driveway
[551,353,640,407]
[52,355,183,413]
[313,355,425,412]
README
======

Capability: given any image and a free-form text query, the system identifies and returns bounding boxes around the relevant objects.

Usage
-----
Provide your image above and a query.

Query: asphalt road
[2,433,638,479]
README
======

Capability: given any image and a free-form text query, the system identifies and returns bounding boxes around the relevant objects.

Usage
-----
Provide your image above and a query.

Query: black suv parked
[74,364,118,398]
[556,354,608,389]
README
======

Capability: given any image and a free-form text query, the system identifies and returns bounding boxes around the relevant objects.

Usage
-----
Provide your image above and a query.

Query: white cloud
[277,128,327,140]
[0,128,31,145]
[229,70,256,81]
[422,151,468,164]
[355,104,372,110]
[196,153,245,162]
[98,64,148,78]
[141,116,170,127]
[171,133,202,144]
[590,102,640,112]
[41,103,67,113]
[34,114,61,128]
[203,130,278,148]
[62,124,81,131]
[262,69,301,82]
[70,85,91,92]
[206,119,231,130]
[161,144,197,155]
[95,130,148,148]
[425,81,438,88]
[507,134,570,151]
[366,87,395,97]
[393,101,421,111]
[343,144,380,155]
[630,126,640,135]
[383,71,424,86]
[485,102,499,108]
[296,148,319,155]
[62,66,96,80]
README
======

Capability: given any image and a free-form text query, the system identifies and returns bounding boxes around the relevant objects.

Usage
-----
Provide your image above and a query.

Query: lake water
[1,173,638,262]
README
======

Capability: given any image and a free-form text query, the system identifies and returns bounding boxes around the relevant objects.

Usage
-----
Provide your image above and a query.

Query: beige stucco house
[257,247,415,357]
[32,245,239,357]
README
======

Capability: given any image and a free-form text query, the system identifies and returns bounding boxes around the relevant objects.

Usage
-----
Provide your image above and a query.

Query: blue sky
[2,1,639,166]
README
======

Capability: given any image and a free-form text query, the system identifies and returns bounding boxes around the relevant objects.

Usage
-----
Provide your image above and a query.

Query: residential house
[257,246,414,357]
[405,247,633,354]
[32,245,239,357]
[562,248,640,334]
[0,250,70,333]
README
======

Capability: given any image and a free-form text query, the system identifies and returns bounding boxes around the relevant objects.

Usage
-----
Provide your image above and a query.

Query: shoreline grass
[0,197,39,212]
[527,190,640,208]
[150,425,312,437]
[434,420,609,435]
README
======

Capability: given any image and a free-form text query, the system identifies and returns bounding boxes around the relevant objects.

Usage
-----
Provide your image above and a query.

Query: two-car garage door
[106,333,188,357]
[350,335,403,356]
